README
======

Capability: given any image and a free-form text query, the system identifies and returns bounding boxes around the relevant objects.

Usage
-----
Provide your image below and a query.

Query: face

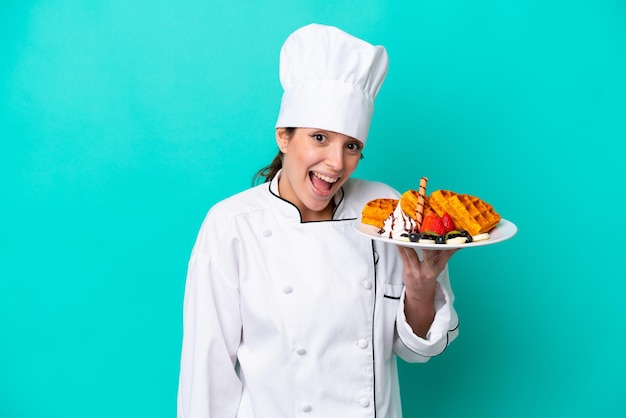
[276,127,363,221]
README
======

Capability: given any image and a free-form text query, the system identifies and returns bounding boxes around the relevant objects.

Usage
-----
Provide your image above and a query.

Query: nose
[324,143,344,172]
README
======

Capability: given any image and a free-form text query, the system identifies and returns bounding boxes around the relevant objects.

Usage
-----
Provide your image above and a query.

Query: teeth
[313,172,338,183]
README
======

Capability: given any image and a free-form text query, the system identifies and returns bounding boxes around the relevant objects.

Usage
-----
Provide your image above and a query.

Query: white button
[302,404,312,412]
[296,348,306,355]
[262,229,272,237]
[362,280,372,290]
[359,397,370,407]
[282,285,293,294]
[357,339,368,349]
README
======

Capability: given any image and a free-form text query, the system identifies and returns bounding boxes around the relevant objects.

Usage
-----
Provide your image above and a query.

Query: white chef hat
[275,24,389,145]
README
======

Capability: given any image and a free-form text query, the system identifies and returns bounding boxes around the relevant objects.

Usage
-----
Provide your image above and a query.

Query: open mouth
[310,171,339,193]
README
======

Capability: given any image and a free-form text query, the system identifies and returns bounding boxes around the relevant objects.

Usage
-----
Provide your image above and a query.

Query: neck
[301,200,335,222]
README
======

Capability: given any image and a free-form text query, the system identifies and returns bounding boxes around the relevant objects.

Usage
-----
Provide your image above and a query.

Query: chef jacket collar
[268,169,346,223]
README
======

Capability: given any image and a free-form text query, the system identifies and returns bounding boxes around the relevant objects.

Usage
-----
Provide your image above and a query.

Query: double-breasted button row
[282,279,372,295]
[285,281,370,294]
[299,398,369,413]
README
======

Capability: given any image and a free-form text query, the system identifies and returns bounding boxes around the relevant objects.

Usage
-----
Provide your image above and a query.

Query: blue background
[1,1,625,417]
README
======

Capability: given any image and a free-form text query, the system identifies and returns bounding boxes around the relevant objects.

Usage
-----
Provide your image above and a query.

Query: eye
[310,133,327,143]
[346,142,363,152]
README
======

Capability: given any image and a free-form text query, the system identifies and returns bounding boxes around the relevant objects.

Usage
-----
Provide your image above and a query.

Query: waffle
[399,190,420,220]
[400,190,433,219]
[361,198,398,229]
[400,177,430,231]
[429,189,501,236]
[428,189,454,216]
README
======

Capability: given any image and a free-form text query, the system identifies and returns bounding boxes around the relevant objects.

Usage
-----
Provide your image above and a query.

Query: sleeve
[393,264,459,362]
[177,220,242,417]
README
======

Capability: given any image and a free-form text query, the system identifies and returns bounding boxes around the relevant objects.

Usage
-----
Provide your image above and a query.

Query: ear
[275,128,289,153]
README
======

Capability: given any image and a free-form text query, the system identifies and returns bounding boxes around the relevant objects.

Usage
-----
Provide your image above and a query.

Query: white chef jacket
[177,173,459,418]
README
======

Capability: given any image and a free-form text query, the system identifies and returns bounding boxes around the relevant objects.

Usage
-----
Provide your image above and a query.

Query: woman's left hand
[397,246,457,338]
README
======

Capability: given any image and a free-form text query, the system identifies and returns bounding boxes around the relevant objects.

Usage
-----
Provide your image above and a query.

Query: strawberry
[420,213,436,233]
[441,213,456,233]
[420,213,447,235]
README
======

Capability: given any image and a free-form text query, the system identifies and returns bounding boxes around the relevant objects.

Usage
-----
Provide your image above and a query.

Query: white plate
[354,218,518,250]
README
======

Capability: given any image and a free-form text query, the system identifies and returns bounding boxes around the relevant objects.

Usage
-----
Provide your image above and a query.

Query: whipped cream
[380,203,416,239]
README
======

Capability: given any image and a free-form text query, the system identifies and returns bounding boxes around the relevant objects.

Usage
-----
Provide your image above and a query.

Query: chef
[177,23,459,417]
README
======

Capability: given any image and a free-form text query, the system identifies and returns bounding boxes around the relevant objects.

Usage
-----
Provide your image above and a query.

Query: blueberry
[408,233,420,242]
[445,231,462,240]
[435,235,446,244]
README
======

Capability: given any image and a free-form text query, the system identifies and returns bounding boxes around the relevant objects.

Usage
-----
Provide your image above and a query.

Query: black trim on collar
[266,180,349,224]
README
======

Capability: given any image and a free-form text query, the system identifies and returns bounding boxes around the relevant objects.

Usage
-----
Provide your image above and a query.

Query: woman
[177,24,459,417]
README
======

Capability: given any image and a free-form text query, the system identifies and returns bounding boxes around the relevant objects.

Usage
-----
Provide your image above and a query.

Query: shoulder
[342,178,400,202]
[209,182,270,217]
[192,183,271,251]
[337,178,400,218]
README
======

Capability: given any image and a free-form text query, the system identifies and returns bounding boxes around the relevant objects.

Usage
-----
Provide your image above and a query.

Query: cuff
[395,281,458,359]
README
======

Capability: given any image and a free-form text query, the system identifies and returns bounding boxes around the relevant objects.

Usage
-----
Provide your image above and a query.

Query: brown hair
[252,128,295,184]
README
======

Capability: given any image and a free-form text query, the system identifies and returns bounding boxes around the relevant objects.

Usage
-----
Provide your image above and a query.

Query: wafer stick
[415,176,428,232]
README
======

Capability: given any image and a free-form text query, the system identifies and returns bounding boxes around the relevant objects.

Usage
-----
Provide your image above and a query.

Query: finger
[422,248,458,268]
[396,245,408,263]
[439,248,459,264]
[397,245,420,268]
[397,245,413,261]
[420,249,440,264]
